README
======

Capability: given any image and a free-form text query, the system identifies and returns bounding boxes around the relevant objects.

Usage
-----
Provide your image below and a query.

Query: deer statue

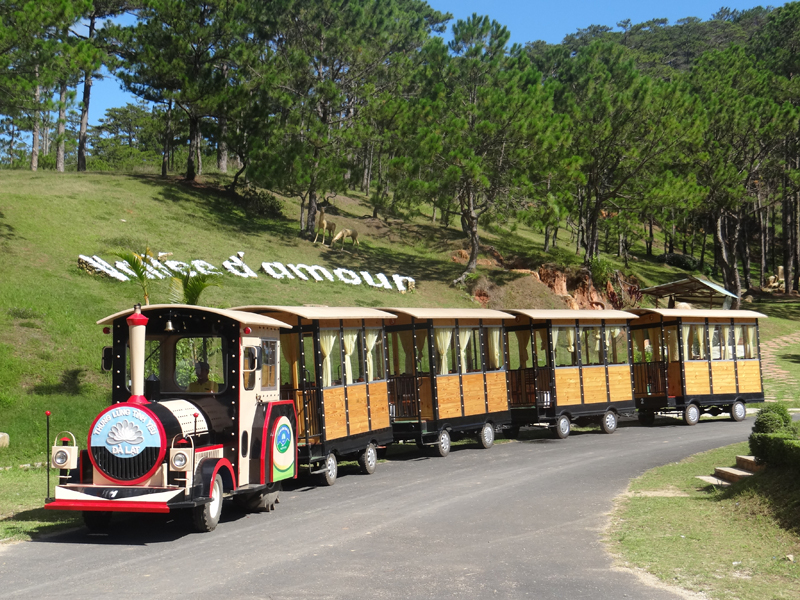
[331,228,359,249]
[313,207,336,245]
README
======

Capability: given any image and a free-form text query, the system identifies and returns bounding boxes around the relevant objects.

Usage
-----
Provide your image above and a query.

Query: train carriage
[381,308,515,455]
[45,304,299,532]
[503,310,638,439]
[629,308,767,425]
[233,306,397,485]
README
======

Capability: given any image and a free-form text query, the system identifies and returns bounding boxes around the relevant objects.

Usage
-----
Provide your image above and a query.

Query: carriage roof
[630,308,767,319]
[233,305,397,320]
[504,309,637,321]
[381,307,515,320]
[97,304,292,328]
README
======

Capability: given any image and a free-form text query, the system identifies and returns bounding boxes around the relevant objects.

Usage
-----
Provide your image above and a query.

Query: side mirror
[101,346,113,372]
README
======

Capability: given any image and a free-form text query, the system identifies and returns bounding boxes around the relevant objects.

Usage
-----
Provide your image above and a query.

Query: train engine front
[45,304,297,532]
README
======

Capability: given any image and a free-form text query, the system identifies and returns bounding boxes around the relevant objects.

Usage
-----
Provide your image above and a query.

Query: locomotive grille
[91,446,161,481]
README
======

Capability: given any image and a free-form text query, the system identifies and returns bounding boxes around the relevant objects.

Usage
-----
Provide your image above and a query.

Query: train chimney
[126,304,149,404]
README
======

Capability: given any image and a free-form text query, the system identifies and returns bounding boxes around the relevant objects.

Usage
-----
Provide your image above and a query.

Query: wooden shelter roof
[639,275,737,308]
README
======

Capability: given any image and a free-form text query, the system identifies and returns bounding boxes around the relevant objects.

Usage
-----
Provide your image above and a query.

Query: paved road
[0,416,753,599]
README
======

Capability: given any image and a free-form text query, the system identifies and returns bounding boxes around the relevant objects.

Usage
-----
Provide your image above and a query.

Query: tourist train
[44,303,766,532]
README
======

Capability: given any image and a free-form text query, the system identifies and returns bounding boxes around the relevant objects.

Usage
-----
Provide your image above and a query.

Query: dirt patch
[626,488,691,498]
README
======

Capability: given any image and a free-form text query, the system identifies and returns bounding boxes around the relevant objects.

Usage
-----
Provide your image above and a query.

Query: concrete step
[714,466,753,483]
[696,475,731,488]
[736,455,765,473]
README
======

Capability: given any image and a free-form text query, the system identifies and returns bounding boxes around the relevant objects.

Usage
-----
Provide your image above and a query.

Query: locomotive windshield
[126,335,227,394]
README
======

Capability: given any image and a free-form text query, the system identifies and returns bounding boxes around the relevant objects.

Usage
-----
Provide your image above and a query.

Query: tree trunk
[783,193,793,293]
[552,226,559,248]
[217,115,228,173]
[187,114,199,180]
[716,213,742,309]
[543,224,551,252]
[30,74,40,171]
[757,190,767,288]
[453,188,481,286]
[161,100,172,177]
[56,81,67,173]
[77,15,96,172]
[739,216,751,291]
[699,219,708,270]
[305,147,321,238]
[646,216,653,256]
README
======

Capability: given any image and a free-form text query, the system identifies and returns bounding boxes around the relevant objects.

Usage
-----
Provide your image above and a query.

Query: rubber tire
[358,443,377,475]
[730,400,746,422]
[435,429,451,457]
[233,481,282,512]
[192,473,223,532]
[504,426,520,440]
[637,410,655,427]
[601,410,618,434]
[479,423,495,449]
[83,511,112,533]
[683,403,700,426]
[320,453,338,486]
[553,415,571,439]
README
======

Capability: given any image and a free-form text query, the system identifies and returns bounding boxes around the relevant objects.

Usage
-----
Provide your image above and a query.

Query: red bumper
[45,499,170,513]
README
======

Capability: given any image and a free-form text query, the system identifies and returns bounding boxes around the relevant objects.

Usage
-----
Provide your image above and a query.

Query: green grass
[608,442,800,600]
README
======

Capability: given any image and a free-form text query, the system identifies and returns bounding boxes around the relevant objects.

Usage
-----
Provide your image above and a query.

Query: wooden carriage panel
[737,361,762,393]
[581,366,607,404]
[461,373,486,417]
[711,362,736,394]
[668,363,683,396]
[323,387,348,440]
[634,314,662,326]
[486,371,510,412]
[367,380,391,430]
[607,366,633,402]
[683,362,711,396]
[347,384,370,435]
[436,376,462,419]
[417,377,434,420]
[554,369,582,405]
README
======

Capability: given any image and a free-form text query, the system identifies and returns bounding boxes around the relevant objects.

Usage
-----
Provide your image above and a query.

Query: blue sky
[86,1,782,126]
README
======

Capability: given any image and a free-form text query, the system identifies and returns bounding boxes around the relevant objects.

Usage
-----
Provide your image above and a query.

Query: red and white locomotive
[46,304,297,532]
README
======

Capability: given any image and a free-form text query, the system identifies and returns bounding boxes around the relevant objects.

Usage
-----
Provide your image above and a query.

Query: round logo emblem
[90,405,162,458]
[271,416,295,480]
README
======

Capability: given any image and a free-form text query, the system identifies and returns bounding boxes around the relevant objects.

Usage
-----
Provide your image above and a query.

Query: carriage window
[261,340,277,389]
[632,328,663,364]
[280,333,300,389]
[342,328,365,384]
[683,323,707,360]
[606,326,629,365]
[459,327,483,373]
[507,329,533,370]
[365,328,385,381]
[389,330,413,376]
[553,326,577,367]
[175,336,225,393]
[735,324,758,359]
[534,328,549,368]
[710,324,733,360]
[319,328,343,387]
[580,327,603,366]
[664,326,680,362]
[243,346,258,391]
[484,327,503,371]
[434,327,457,375]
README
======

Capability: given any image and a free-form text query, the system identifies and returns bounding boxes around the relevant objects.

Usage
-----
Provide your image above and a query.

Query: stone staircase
[696,455,765,488]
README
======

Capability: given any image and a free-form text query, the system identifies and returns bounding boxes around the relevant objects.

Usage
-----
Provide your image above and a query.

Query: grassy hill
[0,169,786,467]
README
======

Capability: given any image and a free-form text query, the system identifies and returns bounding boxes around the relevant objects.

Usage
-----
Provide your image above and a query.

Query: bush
[654,253,699,271]
[235,186,283,218]
[749,432,800,468]
[590,256,615,289]
[753,403,793,432]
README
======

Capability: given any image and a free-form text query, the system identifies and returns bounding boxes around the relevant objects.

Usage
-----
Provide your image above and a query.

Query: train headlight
[53,450,69,467]
[171,451,188,470]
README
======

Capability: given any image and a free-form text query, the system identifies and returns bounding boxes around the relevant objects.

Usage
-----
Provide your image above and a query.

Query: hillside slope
[0,170,706,464]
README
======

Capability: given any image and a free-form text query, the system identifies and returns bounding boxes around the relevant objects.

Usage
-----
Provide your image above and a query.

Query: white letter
[334,268,361,285]
[392,274,416,292]
[261,262,295,280]
[78,255,129,281]
[191,260,221,275]
[223,255,258,278]
[288,264,333,282]
[361,272,392,290]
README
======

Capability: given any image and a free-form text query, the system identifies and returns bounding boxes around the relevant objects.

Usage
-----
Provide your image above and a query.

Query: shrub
[749,432,798,466]
[753,403,793,432]
[654,253,699,271]
[236,186,283,218]
[590,256,615,289]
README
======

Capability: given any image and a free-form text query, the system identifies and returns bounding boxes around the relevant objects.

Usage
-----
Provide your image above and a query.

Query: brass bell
[164,316,175,332]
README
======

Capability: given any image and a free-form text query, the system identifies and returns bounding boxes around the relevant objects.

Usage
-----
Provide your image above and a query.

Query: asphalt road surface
[0,416,754,599]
